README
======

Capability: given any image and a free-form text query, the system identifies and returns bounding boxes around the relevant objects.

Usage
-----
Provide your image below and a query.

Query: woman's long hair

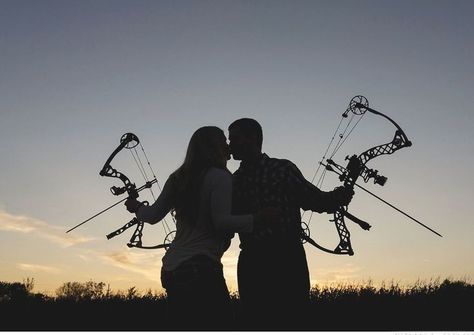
[171,126,228,224]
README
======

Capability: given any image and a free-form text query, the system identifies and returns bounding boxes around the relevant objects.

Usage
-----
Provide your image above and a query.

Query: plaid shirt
[232,153,333,248]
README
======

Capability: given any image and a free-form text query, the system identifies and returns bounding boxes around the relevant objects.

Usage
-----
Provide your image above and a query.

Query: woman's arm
[135,176,174,224]
[210,169,254,233]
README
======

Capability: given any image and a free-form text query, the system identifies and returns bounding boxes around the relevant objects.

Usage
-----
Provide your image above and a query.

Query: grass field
[1,278,472,330]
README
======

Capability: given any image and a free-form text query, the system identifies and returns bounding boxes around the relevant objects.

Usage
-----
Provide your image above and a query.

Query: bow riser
[100,165,138,197]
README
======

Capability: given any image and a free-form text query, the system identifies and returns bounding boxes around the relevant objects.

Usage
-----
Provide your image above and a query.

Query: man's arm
[286,162,352,213]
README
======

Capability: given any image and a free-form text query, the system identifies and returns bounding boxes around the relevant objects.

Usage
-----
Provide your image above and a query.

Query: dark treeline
[1,278,472,331]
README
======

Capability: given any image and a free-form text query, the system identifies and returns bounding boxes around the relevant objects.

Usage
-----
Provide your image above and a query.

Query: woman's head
[182,126,230,171]
[172,126,230,223]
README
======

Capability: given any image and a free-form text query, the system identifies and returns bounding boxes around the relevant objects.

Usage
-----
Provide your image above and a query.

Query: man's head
[228,118,263,161]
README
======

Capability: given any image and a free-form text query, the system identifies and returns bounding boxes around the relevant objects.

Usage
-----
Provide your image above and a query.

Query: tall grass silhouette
[1,277,472,330]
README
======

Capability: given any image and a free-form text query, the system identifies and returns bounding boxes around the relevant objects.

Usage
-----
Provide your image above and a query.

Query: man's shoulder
[232,154,297,176]
[263,154,296,170]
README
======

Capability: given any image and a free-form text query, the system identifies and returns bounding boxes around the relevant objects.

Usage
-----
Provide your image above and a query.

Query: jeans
[237,240,310,330]
[161,255,232,330]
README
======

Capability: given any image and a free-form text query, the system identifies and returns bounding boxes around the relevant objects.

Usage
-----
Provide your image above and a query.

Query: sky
[1,0,473,295]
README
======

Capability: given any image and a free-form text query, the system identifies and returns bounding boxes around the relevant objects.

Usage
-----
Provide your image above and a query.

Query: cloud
[311,263,363,286]
[91,249,240,290]
[17,263,61,274]
[99,250,162,283]
[0,210,96,247]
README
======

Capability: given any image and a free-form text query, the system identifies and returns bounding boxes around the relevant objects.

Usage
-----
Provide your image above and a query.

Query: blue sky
[1,0,473,294]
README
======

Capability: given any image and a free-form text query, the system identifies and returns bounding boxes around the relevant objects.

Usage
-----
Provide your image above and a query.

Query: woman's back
[163,167,252,271]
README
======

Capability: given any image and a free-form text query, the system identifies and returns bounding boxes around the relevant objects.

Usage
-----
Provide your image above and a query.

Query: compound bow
[67,132,176,249]
[301,96,441,255]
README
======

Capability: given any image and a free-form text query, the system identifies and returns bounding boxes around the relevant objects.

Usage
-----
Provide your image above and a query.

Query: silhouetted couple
[125,118,353,330]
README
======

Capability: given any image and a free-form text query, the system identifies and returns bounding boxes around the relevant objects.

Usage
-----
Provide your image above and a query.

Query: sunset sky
[1,0,473,295]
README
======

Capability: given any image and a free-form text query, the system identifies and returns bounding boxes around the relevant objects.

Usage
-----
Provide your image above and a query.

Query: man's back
[232,153,303,248]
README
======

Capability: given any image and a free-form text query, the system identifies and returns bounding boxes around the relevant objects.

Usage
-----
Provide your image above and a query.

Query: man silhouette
[228,118,353,329]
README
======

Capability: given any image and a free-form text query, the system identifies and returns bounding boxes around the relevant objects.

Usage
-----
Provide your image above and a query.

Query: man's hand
[124,198,144,214]
[332,186,354,207]
[324,186,354,213]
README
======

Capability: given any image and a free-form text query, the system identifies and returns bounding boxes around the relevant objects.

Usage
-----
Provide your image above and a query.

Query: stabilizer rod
[321,162,442,238]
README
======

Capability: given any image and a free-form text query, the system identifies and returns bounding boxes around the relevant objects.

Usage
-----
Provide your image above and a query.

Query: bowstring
[130,148,153,197]
[308,116,345,186]
[300,114,345,225]
[302,105,364,227]
[329,113,355,159]
[303,115,345,224]
[137,146,173,238]
[329,112,366,160]
[130,142,174,235]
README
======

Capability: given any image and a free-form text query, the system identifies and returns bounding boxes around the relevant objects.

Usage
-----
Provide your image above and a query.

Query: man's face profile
[228,128,247,160]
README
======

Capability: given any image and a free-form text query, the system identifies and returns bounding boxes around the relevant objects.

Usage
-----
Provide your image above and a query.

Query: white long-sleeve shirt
[137,167,253,271]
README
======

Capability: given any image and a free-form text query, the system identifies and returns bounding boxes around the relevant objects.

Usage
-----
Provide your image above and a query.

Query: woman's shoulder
[206,166,232,178]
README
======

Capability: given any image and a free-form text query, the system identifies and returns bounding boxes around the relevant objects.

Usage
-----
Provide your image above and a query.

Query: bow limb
[99,133,140,198]
[301,217,354,255]
[127,220,173,250]
[300,208,361,256]
[106,217,172,249]
[331,208,354,255]
[311,208,371,255]
[349,97,412,166]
